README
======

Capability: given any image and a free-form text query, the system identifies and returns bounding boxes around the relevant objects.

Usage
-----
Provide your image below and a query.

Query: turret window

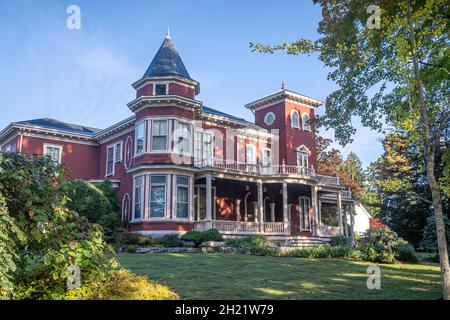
[135,122,146,155]
[264,112,275,126]
[291,110,300,129]
[154,83,167,95]
[151,120,168,151]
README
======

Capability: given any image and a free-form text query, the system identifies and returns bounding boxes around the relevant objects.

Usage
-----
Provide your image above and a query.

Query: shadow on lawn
[118,253,442,300]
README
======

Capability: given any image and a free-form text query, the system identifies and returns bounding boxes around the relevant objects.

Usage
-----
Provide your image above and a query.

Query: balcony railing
[194,158,340,185]
[194,220,290,235]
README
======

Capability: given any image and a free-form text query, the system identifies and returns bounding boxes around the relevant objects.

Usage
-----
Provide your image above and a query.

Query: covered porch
[193,174,352,238]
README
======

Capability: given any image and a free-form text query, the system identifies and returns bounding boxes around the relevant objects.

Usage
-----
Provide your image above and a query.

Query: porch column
[343,204,348,237]
[282,182,288,223]
[311,185,319,236]
[349,203,355,245]
[337,190,343,235]
[205,174,212,229]
[269,203,276,222]
[257,182,264,226]
[318,200,322,227]
[252,201,258,223]
[235,199,241,222]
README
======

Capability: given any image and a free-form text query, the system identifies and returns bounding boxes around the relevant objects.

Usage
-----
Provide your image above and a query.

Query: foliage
[60,179,126,244]
[0,194,23,298]
[396,244,419,263]
[64,269,179,300]
[250,246,281,256]
[224,235,269,249]
[0,152,117,299]
[359,227,408,264]
[181,229,223,247]
[124,245,138,254]
[285,245,362,260]
[368,132,448,246]
[420,214,450,253]
[158,234,184,247]
[330,235,351,246]
[316,136,365,199]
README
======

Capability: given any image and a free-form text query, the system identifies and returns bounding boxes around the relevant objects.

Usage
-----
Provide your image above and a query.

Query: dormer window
[154,83,167,96]
[291,110,300,129]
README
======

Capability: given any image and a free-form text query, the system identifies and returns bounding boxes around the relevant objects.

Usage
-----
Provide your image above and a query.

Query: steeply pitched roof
[15,118,100,136]
[143,36,191,80]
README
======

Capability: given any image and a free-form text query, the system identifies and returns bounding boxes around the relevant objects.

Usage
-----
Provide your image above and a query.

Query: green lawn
[118,253,442,300]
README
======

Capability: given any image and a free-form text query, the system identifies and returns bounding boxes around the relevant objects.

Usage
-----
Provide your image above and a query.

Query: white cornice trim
[127,95,202,113]
[245,89,322,110]
[94,115,135,141]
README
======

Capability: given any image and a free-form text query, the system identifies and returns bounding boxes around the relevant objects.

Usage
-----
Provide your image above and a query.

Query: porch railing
[194,158,340,186]
[194,220,289,235]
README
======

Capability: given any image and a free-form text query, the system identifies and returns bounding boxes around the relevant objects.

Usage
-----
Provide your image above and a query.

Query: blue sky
[0,0,384,168]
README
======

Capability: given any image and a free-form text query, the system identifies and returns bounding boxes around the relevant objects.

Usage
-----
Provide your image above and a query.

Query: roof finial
[166,26,171,38]
[281,79,285,90]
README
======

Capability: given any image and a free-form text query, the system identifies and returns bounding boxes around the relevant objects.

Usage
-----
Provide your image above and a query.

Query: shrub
[158,234,183,247]
[0,153,118,299]
[60,179,126,244]
[65,269,179,300]
[125,245,138,253]
[359,227,410,264]
[396,243,419,263]
[181,229,223,247]
[419,215,450,253]
[250,246,281,256]
[284,245,362,260]
[225,235,268,249]
[330,235,351,246]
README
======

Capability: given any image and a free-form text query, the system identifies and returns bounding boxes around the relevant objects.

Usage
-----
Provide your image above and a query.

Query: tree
[368,132,449,246]
[251,0,450,298]
[316,136,365,199]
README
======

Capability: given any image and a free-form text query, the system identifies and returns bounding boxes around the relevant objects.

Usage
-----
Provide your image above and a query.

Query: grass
[118,253,442,300]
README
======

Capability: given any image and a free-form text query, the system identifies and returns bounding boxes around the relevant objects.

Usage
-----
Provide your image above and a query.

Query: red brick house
[0,34,356,245]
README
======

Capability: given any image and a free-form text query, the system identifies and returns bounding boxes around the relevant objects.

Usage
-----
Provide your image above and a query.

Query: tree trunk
[406,0,450,300]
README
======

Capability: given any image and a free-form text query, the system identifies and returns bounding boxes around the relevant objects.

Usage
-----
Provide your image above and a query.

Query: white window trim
[174,175,190,220]
[299,196,312,231]
[296,150,309,168]
[291,110,300,129]
[43,143,63,164]
[106,144,116,177]
[302,112,311,131]
[175,120,192,156]
[150,119,169,152]
[194,130,213,164]
[246,144,256,164]
[122,193,130,220]
[134,121,146,157]
[148,174,168,220]
[153,82,168,95]
[115,140,123,162]
[264,112,276,126]
[132,176,145,222]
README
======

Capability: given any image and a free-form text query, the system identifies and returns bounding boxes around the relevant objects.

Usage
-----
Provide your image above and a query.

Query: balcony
[194,158,340,186]
[194,220,290,236]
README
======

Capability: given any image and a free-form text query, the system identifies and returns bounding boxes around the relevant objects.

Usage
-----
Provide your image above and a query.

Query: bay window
[135,122,145,155]
[176,121,191,155]
[149,175,166,218]
[176,176,189,219]
[133,176,144,220]
[151,120,168,151]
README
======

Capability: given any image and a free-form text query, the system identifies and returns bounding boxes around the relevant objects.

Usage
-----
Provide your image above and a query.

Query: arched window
[302,113,311,131]
[291,110,300,128]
